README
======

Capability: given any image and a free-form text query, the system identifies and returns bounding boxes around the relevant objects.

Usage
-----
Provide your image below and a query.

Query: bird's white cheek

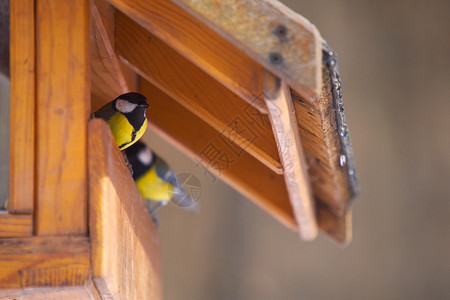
[138,148,153,166]
[116,99,137,113]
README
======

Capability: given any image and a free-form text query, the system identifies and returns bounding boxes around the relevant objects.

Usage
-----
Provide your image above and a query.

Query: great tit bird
[93,92,150,150]
[124,141,190,215]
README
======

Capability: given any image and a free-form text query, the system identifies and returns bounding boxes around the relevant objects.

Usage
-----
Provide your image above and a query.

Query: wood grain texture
[263,71,317,241]
[116,12,282,174]
[0,213,32,237]
[8,0,34,213]
[292,63,351,216]
[141,79,297,230]
[0,236,91,289]
[105,0,266,112]
[173,0,322,100]
[0,280,100,299]
[35,0,89,235]
[89,119,162,299]
[91,0,137,101]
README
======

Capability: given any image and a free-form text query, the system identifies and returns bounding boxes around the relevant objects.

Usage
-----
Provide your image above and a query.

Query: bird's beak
[142,104,151,109]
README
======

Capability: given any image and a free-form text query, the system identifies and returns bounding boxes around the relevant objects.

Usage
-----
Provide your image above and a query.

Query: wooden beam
[105,0,266,112]
[9,0,35,213]
[0,213,32,237]
[263,70,317,241]
[116,12,282,174]
[0,236,91,288]
[91,0,137,101]
[172,0,322,100]
[35,0,89,235]
[89,119,162,299]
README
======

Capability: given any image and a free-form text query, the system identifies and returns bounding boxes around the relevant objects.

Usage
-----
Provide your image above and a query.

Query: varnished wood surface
[35,0,89,235]
[0,280,101,299]
[8,0,35,213]
[89,119,162,299]
[173,0,322,100]
[263,70,317,240]
[0,213,32,237]
[0,236,91,289]
[106,0,267,113]
[116,12,282,174]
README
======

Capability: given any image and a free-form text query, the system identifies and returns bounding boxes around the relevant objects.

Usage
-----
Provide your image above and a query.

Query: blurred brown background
[143,0,450,299]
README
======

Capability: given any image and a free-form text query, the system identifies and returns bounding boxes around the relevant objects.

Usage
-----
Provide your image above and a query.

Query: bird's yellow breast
[136,167,174,202]
[107,113,147,150]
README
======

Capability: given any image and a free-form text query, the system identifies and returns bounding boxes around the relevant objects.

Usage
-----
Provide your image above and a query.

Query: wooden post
[8,0,35,213]
[35,0,90,235]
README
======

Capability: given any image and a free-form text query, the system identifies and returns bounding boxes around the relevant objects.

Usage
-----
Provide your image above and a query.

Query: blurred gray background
[145,0,450,299]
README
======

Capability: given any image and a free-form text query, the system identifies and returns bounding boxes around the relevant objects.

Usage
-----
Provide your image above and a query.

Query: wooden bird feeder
[0,0,358,298]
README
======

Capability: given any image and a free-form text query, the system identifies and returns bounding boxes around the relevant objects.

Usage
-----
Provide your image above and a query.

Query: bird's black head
[124,140,154,179]
[114,92,150,113]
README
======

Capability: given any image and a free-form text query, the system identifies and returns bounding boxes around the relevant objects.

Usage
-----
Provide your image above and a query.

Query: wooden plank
[89,119,162,299]
[91,0,137,101]
[0,236,91,288]
[292,62,352,215]
[140,79,297,230]
[35,0,89,235]
[173,0,322,100]
[8,0,35,213]
[141,78,350,243]
[116,12,282,174]
[0,284,99,300]
[263,71,317,241]
[105,0,267,112]
[0,213,32,237]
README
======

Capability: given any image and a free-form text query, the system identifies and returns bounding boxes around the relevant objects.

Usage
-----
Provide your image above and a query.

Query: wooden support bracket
[262,70,318,240]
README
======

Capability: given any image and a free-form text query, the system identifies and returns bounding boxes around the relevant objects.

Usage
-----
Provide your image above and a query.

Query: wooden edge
[88,118,162,299]
[0,213,32,237]
[172,0,322,101]
[91,0,136,100]
[291,63,351,216]
[318,204,352,246]
[0,282,101,299]
[0,236,91,289]
[140,78,297,230]
[263,70,317,241]
[105,0,267,113]
[8,0,35,213]
[115,12,282,174]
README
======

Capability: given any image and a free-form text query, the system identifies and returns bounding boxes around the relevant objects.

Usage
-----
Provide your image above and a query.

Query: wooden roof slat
[293,63,352,216]
[263,70,317,240]
[116,12,283,174]
[105,0,267,112]
[173,0,322,101]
